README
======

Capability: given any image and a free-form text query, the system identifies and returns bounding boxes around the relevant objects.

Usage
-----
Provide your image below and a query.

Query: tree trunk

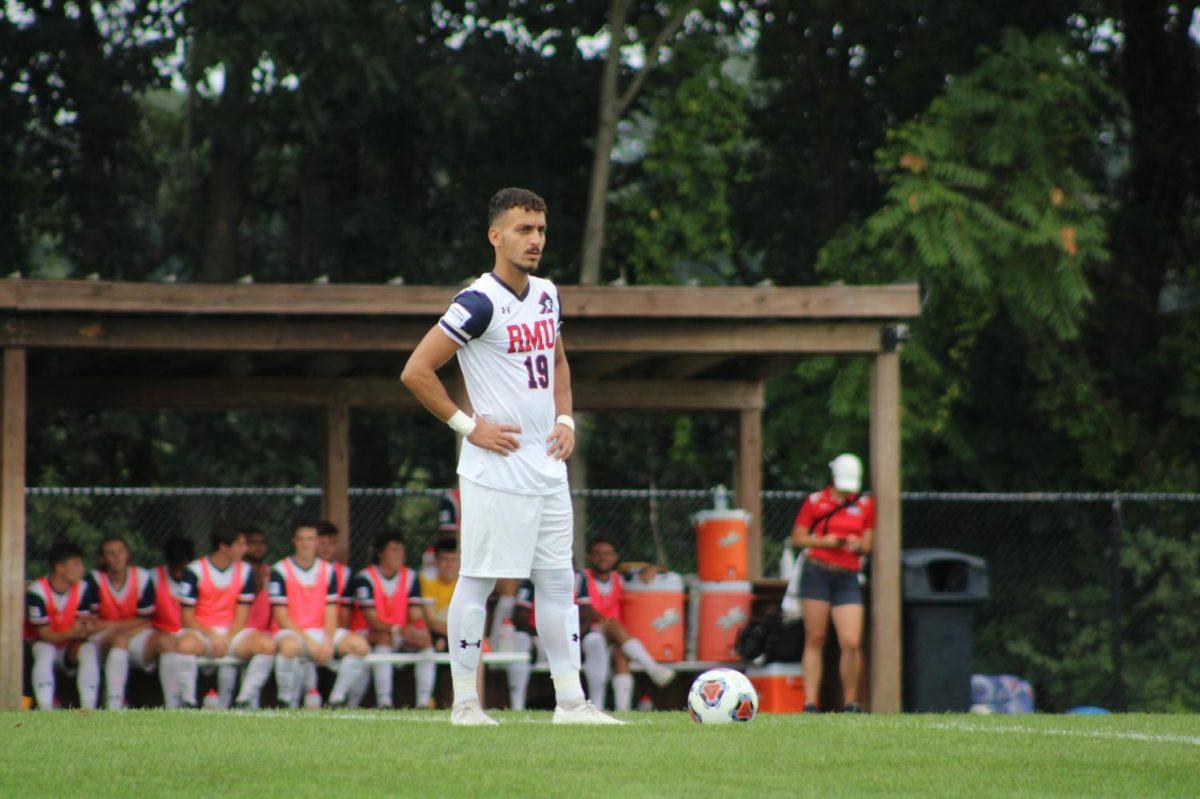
[198,57,252,283]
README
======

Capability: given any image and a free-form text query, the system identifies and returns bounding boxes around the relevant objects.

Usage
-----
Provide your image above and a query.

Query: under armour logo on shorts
[459,639,482,649]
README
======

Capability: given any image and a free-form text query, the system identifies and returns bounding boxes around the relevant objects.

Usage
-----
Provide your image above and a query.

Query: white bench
[197,651,530,668]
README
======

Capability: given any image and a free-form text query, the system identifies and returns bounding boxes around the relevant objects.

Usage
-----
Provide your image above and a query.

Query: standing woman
[791,453,875,713]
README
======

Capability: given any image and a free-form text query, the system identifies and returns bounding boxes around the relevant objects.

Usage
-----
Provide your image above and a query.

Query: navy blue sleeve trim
[439,320,469,346]
[451,290,493,338]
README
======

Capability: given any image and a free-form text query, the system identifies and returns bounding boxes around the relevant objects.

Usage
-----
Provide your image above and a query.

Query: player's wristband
[555,414,575,430]
[447,410,476,437]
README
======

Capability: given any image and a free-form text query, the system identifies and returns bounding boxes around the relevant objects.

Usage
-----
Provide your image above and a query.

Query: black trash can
[902,548,989,712]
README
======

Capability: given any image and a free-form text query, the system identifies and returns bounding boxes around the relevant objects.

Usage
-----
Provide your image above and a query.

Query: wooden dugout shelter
[0,278,919,711]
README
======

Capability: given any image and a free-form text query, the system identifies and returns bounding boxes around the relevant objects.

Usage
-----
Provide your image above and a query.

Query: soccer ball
[686,668,758,724]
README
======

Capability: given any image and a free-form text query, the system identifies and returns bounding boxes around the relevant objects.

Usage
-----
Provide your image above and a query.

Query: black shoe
[232,701,254,711]
[803,703,821,714]
[326,699,347,710]
[180,702,199,710]
[843,702,863,713]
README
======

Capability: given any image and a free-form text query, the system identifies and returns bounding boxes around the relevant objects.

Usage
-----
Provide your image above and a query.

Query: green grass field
[2,710,1198,797]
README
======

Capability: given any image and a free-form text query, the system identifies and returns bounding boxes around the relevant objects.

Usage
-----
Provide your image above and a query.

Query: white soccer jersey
[439,272,567,495]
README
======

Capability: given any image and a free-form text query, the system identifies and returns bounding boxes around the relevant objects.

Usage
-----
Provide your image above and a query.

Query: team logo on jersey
[538,291,554,315]
[506,319,557,353]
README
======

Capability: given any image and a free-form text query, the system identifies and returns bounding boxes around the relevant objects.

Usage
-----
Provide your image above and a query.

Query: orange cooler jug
[696,581,751,661]
[747,663,806,712]
[619,572,685,662]
[693,510,750,581]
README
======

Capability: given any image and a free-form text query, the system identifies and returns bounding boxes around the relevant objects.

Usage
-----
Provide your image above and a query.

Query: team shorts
[459,478,573,578]
[186,625,257,657]
[87,626,159,670]
[799,559,863,607]
[273,627,351,656]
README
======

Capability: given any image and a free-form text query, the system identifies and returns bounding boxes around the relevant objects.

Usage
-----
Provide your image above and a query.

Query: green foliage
[610,42,752,284]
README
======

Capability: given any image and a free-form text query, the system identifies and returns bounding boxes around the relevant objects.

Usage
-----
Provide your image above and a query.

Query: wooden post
[734,406,763,579]
[869,350,902,712]
[321,403,351,563]
[0,348,27,710]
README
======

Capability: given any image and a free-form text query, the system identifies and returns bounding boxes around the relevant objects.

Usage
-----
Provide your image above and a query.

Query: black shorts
[799,559,863,607]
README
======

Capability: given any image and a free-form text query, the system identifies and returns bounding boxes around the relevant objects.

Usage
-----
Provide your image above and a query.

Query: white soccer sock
[274,655,301,708]
[531,568,585,705]
[490,593,515,644]
[448,574,495,705]
[329,655,365,705]
[235,654,273,705]
[506,631,533,710]
[303,661,318,703]
[158,652,181,709]
[372,644,394,706]
[344,665,367,708]
[177,654,198,705]
[76,642,101,709]
[612,672,634,712]
[581,631,610,708]
[217,664,238,708]
[105,647,130,709]
[621,638,662,672]
[31,641,57,710]
[414,648,435,708]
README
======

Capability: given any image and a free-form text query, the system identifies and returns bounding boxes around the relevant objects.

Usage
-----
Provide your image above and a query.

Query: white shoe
[450,700,499,726]
[648,664,677,688]
[553,700,626,725]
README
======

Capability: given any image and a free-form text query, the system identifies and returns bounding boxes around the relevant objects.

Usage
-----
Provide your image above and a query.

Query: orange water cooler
[619,572,685,662]
[696,581,752,661]
[747,663,806,712]
[692,510,750,581]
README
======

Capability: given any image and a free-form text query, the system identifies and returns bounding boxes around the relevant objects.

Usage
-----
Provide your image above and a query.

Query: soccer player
[175,523,276,709]
[149,535,193,708]
[348,530,433,709]
[84,535,162,709]
[402,187,618,725]
[271,518,370,708]
[578,536,676,711]
[419,536,460,647]
[25,541,100,710]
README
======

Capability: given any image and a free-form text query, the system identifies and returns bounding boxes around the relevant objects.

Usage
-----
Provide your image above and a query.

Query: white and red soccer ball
[687,668,758,724]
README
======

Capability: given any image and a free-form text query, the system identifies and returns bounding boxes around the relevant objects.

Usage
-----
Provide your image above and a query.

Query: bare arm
[401,325,520,455]
[546,337,575,460]
[34,623,87,645]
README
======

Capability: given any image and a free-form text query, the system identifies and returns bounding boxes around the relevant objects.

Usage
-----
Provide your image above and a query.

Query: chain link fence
[23,486,1200,712]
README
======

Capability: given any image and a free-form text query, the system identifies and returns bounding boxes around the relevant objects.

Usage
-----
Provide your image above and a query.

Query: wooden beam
[566,320,885,354]
[656,354,732,380]
[31,377,766,412]
[0,315,886,355]
[0,279,921,320]
[571,354,655,379]
[321,403,351,563]
[869,350,902,713]
[0,348,26,710]
[734,406,763,579]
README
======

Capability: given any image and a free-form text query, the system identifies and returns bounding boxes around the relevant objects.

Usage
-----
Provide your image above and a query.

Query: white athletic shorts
[187,625,257,658]
[459,478,573,578]
[123,627,158,670]
[273,627,351,656]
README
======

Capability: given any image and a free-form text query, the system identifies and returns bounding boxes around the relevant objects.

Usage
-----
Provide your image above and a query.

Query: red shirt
[796,487,875,571]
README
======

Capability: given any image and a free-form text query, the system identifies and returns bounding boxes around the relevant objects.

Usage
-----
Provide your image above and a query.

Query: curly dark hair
[488,187,547,225]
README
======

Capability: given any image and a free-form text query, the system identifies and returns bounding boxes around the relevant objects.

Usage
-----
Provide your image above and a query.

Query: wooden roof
[0,279,921,412]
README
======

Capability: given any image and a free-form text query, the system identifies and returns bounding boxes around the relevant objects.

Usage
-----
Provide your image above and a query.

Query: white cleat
[450,700,499,726]
[648,664,677,688]
[553,700,626,725]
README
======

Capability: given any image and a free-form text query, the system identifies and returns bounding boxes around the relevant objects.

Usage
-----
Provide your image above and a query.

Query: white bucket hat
[829,453,863,493]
